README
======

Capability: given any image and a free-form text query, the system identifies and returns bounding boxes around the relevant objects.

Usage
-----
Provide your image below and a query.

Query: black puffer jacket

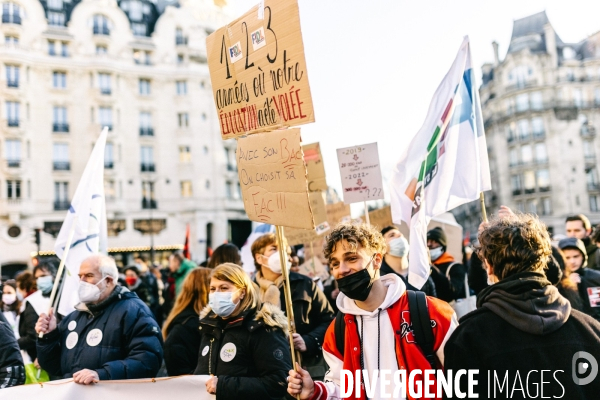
[194,303,291,400]
[445,271,600,399]
[430,252,467,302]
[164,305,200,376]
[0,312,25,388]
[277,272,334,364]
[37,285,163,380]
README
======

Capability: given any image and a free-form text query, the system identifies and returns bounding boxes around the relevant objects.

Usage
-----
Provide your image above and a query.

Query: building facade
[0,0,251,275]
[453,11,600,239]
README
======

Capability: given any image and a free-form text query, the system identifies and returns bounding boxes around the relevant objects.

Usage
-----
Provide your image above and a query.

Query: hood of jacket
[336,273,405,316]
[199,301,288,334]
[174,259,196,278]
[432,251,455,266]
[476,271,571,335]
[558,237,588,269]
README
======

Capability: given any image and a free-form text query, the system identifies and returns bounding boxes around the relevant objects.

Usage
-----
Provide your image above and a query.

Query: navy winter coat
[37,286,163,380]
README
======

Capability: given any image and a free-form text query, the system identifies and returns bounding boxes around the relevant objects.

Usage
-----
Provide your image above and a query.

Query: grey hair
[83,254,119,281]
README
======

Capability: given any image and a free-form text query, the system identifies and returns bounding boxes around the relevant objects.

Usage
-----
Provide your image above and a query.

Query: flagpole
[40,216,78,338]
[364,201,370,226]
[276,226,301,400]
[479,192,488,223]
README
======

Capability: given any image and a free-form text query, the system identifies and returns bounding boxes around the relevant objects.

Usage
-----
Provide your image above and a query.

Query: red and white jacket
[310,274,457,400]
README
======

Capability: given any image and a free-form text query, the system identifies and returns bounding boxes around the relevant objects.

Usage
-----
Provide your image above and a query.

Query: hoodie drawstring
[358,309,382,399]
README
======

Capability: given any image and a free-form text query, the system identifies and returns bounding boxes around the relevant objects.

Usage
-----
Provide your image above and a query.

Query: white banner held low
[0,376,214,400]
[336,143,384,204]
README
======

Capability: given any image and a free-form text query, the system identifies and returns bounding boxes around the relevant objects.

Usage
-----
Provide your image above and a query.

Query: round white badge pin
[220,342,237,362]
[202,346,209,356]
[66,331,78,349]
[86,329,103,347]
[68,321,77,331]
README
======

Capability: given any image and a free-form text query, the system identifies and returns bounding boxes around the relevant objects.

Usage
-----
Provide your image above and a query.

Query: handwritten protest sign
[303,142,327,192]
[237,128,314,229]
[206,0,315,138]
[337,143,384,204]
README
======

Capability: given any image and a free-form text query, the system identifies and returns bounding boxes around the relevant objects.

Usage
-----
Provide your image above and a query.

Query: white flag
[390,37,491,289]
[56,128,108,316]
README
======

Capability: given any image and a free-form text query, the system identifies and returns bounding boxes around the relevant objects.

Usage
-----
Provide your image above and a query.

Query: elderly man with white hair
[35,254,163,384]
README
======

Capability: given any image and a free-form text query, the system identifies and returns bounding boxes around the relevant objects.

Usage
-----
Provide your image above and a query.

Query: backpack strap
[407,290,436,369]
[334,311,345,357]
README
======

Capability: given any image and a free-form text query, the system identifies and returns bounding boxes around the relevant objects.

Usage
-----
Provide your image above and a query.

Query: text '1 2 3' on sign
[206,0,315,139]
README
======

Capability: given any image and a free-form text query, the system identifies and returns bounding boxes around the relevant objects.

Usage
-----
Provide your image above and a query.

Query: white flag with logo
[55,128,108,316]
[390,37,491,289]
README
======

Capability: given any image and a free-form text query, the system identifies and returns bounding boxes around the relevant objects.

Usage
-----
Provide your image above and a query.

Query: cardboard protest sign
[303,142,327,192]
[326,202,351,228]
[368,205,393,230]
[337,143,384,204]
[297,256,329,282]
[206,0,315,138]
[237,128,314,229]
[284,191,329,246]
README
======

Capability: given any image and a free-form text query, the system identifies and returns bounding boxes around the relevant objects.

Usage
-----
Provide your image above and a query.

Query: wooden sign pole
[276,226,301,400]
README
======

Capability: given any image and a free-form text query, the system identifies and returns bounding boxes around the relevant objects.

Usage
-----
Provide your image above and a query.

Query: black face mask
[336,259,375,301]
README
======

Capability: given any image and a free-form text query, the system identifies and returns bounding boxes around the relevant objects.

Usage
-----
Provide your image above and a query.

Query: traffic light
[33,228,41,246]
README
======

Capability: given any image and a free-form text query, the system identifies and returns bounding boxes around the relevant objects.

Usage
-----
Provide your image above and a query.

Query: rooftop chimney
[492,41,500,66]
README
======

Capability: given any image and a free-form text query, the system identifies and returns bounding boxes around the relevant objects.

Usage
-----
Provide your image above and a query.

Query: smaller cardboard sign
[337,143,384,204]
[297,256,329,282]
[326,202,351,229]
[368,205,393,230]
[303,143,327,192]
[284,191,329,246]
[237,128,314,229]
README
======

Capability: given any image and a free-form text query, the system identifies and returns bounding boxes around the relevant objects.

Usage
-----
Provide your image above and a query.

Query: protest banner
[0,376,214,400]
[303,142,327,192]
[237,128,313,229]
[336,142,384,205]
[206,0,315,138]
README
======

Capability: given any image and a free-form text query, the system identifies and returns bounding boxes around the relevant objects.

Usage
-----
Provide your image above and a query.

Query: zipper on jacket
[208,338,215,375]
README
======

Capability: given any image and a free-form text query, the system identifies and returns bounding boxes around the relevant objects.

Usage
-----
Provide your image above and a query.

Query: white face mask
[265,251,290,275]
[429,247,444,261]
[2,293,16,305]
[388,237,409,258]
[78,277,107,304]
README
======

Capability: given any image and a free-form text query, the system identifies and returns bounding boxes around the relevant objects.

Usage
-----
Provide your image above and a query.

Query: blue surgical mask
[209,291,239,318]
[429,247,444,262]
[388,237,409,258]
[37,276,54,293]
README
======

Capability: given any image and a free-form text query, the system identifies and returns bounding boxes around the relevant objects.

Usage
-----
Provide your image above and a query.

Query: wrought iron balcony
[53,123,69,133]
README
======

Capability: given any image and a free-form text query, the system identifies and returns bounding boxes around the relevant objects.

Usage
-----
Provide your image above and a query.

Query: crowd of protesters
[1,208,600,398]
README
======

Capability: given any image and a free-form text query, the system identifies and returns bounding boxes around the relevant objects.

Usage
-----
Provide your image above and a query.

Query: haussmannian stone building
[453,11,600,240]
[0,0,252,275]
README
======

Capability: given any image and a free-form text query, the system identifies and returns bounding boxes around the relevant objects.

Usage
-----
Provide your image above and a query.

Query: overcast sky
[230,0,600,215]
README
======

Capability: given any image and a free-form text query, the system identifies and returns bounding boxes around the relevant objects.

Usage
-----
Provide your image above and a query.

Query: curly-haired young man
[445,213,600,398]
[287,224,457,400]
